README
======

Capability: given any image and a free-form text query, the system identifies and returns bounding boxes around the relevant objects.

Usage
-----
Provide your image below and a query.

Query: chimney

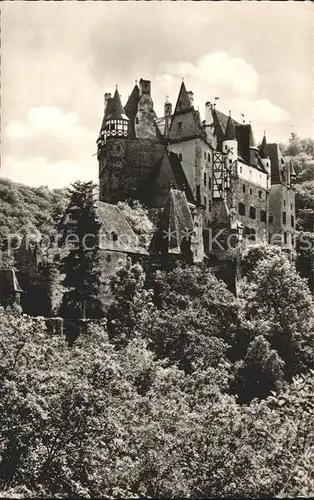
[139,79,151,96]
[104,92,111,109]
[187,91,194,107]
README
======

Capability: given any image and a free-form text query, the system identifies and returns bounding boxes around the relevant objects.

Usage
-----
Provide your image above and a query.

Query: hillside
[0,178,68,244]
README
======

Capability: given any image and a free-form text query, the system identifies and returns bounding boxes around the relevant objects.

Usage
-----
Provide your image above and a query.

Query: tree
[238,254,314,379]
[59,181,104,319]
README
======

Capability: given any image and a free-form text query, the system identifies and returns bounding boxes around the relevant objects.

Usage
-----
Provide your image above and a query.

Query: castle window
[204,152,206,160]
[269,214,273,223]
[291,215,295,227]
[284,199,286,206]
[177,121,182,130]
[283,211,287,225]
[284,232,287,244]
[260,210,266,222]
[110,123,115,131]
[203,173,207,186]
[249,206,256,219]
[242,184,246,193]
[106,254,111,263]
[136,117,139,125]
[229,159,232,164]
[207,153,211,162]
[258,190,262,199]
[291,203,293,210]
[250,188,253,195]
[178,153,182,161]
[111,231,118,242]
[238,202,246,216]
[208,177,211,190]
[204,195,207,208]
[240,166,243,173]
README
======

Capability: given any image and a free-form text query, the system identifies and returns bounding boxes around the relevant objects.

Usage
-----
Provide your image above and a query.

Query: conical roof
[224,113,236,141]
[173,81,193,114]
[259,134,268,159]
[105,88,129,121]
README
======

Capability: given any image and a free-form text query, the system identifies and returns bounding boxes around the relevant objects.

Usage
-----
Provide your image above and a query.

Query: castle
[0,77,297,315]
[97,77,296,264]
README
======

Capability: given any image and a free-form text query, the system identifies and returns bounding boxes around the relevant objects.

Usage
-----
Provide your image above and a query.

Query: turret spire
[259,133,268,159]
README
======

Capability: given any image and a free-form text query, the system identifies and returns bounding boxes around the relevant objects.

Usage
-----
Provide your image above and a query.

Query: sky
[1,1,313,189]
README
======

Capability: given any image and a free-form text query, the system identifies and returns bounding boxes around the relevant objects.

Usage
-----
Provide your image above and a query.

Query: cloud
[162,52,259,98]
[5,107,92,139]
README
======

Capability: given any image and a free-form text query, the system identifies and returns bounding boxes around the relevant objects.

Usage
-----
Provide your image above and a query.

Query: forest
[0,134,313,498]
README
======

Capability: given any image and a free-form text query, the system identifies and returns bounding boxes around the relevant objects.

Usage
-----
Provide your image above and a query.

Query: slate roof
[58,201,148,256]
[259,134,268,159]
[0,269,23,295]
[224,114,236,141]
[267,143,285,184]
[173,81,193,114]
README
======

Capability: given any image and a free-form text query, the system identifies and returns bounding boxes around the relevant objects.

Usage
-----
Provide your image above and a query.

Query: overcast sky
[1,1,313,188]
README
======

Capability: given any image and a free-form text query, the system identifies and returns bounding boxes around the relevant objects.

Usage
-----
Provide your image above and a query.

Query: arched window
[238,202,246,216]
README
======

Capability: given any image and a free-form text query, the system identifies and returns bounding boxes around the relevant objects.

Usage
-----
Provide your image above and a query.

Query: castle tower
[223,112,237,161]
[101,87,129,141]
[259,133,271,190]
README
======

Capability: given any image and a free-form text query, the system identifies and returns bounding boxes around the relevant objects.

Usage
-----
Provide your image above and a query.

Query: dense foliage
[1,297,313,498]
[0,179,67,243]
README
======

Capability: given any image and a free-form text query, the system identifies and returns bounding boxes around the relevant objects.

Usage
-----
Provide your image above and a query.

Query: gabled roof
[213,108,240,144]
[59,201,148,255]
[153,188,194,256]
[124,84,140,120]
[173,81,193,115]
[0,269,23,295]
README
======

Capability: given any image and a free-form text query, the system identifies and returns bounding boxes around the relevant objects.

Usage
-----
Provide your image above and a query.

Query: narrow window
[204,195,207,208]
[284,199,286,206]
[258,190,262,199]
[204,152,206,160]
[208,177,212,190]
[250,188,253,195]
[291,203,293,210]
[207,153,211,162]
[284,232,287,244]
[249,206,256,219]
[240,166,243,173]
[283,211,287,225]
[238,202,246,216]
[135,117,139,125]
[260,210,266,222]
[178,121,182,130]
[106,254,111,263]
[291,215,294,227]
[111,231,118,242]
[242,184,246,193]
[203,173,207,186]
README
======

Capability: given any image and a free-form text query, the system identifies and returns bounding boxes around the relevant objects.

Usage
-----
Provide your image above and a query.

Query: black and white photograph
[0,0,313,498]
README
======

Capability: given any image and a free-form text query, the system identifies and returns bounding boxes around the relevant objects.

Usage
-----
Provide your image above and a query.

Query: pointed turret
[259,133,268,159]
[224,112,236,141]
[173,81,194,114]
[259,133,271,187]
[223,111,238,168]
[99,86,129,142]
